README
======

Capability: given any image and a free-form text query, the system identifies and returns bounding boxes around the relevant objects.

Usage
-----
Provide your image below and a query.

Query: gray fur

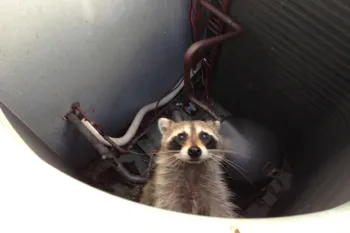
[140,119,239,217]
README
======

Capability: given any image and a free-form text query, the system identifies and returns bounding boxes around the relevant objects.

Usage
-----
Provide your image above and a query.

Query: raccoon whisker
[207,149,238,153]
[157,155,178,162]
[220,164,232,176]
[168,158,184,169]
[205,159,215,172]
[164,156,183,168]
[207,155,219,163]
[220,158,248,175]
[157,156,178,165]
[207,149,251,159]
[163,161,180,169]
[219,157,247,173]
[155,150,181,154]
[222,163,255,187]
[209,157,231,175]
[210,153,256,188]
[210,157,240,183]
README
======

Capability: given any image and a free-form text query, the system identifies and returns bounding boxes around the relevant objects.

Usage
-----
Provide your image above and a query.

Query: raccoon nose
[188,146,202,158]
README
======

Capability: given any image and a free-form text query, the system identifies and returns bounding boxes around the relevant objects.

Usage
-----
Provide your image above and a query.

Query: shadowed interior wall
[211,0,350,215]
[0,0,191,169]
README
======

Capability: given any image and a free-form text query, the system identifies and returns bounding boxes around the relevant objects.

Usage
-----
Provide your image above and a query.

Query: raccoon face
[157,118,222,163]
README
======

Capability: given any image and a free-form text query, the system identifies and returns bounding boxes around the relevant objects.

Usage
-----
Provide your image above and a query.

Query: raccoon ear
[206,120,221,130]
[158,118,173,134]
[214,120,221,130]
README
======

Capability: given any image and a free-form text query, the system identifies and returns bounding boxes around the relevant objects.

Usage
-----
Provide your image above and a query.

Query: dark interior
[1,0,350,218]
[211,0,350,216]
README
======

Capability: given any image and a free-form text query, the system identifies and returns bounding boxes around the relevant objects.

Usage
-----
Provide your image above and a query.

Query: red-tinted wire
[190,0,195,28]
[205,66,209,99]
[190,0,196,42]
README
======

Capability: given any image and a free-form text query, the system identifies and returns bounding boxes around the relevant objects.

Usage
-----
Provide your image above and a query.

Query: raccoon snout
[188,146,202,158]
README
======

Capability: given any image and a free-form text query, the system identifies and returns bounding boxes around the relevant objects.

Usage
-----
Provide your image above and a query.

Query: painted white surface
[0,108,349,233]
[0,0,191,168]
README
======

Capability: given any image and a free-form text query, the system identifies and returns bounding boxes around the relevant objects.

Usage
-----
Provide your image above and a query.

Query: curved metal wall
[211,0,350,214]
[0,0,191,169]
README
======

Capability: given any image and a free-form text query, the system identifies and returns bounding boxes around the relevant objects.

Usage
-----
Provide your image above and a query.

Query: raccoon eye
[176,133,187,142]
[199,132,211,143]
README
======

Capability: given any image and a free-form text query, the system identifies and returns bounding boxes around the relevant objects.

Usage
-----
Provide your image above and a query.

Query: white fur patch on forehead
[184,127,190,134]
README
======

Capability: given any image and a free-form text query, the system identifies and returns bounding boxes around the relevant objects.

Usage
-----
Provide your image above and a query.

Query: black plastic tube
[66,113,147,184]
[172,109,183,122]
[168,103,183,122]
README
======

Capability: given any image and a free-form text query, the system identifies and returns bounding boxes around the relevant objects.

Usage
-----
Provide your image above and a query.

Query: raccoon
[140,118,238,217]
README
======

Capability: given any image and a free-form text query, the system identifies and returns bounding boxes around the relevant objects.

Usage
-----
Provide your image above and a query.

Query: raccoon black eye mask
[158,118,220,163]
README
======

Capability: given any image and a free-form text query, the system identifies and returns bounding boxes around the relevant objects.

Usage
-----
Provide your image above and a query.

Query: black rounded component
[219,117,280,183]
[188,146,202,158]
[219,117,282,207]
[169,102,184,122]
